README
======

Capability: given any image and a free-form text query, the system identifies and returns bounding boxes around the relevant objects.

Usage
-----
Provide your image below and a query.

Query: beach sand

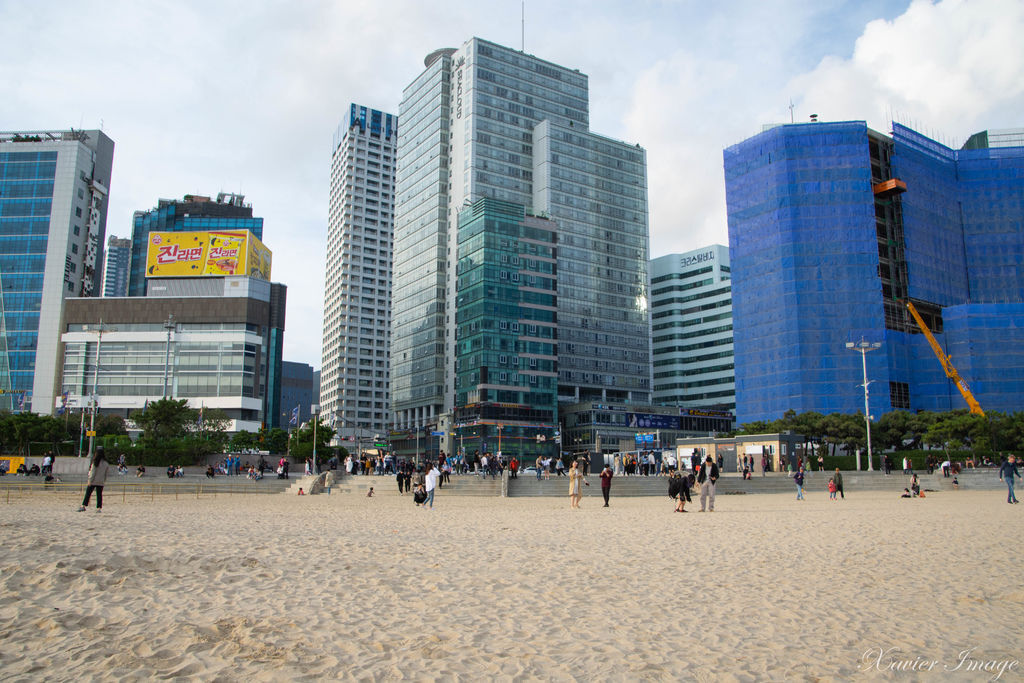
[1,487,1020,681]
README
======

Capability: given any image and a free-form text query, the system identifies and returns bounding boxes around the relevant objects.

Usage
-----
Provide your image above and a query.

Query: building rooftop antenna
[788,99,795,124]
[521,1,525,52]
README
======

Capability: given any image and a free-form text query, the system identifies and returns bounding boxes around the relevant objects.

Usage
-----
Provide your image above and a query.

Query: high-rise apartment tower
[321,105,396,442]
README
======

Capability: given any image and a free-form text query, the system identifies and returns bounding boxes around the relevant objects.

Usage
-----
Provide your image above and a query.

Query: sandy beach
[1,487,1021,681]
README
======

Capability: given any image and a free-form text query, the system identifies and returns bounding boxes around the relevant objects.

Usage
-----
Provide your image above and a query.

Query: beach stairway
[272,468,1003,498]
[330,472,503,497]
[506,468,1003,497]
[284,472,336,495]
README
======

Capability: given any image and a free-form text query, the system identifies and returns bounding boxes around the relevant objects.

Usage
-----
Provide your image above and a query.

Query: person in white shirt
[424,463,439,509]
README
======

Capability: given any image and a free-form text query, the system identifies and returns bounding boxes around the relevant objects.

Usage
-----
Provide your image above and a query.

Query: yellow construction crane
[905,300,985,416]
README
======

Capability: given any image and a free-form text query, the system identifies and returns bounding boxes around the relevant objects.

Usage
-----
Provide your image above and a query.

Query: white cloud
[2,0,1019,369]
[789,0,1024,143]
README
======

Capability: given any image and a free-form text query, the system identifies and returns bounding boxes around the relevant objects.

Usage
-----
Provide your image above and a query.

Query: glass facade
[0,130,114,415]
[453,198,557,459]
[392,37,651,443]
[62,336,260,400]
[724,121,1024,424]
[102,236,131,297]
[128,194,263,296]
[0,150,55,407]
[391,50,451,429]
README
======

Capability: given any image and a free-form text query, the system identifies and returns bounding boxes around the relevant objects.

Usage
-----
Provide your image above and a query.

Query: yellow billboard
[145,231,272,280]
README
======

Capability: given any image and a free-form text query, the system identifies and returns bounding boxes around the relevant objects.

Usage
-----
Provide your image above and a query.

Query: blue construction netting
[725,122,889,424]
[726,121,1024,424]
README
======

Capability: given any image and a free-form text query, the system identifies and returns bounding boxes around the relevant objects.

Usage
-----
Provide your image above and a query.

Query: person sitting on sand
[297,488,304,496]
[952,476,959,490]
[367,487,374,497]
[901,488,913,498]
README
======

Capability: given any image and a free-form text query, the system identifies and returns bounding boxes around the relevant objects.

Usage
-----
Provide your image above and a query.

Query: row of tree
[733,409,1024,457]
[0,398,340,464]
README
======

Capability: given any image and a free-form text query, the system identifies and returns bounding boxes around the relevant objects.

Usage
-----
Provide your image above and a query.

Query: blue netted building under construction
[724,121,1024,426]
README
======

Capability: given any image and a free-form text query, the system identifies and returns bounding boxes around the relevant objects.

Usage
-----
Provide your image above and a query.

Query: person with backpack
[669,471,691,512]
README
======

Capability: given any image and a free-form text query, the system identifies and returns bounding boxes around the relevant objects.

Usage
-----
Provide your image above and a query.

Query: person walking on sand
[794,467,805,500]
[568,460,586,509]
[833,468,845,499]
[424,463,439,509]
[999,455,1020,504]
[599,463,613,507]
[78,447,110,512]
[697,455,719,512]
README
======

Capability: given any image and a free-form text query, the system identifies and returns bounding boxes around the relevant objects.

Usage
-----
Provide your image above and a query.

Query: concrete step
[507,470,1003,497]
[330,474,503,497]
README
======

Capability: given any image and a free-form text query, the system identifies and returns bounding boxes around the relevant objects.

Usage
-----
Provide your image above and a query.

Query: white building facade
[650,245,735,412]
[321,105,396,441]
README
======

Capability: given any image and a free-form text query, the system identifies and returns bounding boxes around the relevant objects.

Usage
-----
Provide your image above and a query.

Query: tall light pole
[88,320,113,460]
[162,314,175,398]
[846,338,882,472]
[311,404,319,475]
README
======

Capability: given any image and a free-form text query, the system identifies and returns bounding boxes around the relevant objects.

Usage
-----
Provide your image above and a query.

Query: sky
[2,0,1022,369]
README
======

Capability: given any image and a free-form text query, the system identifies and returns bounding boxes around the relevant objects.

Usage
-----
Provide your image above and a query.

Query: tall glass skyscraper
[321,104,396,441]
[392,38,650,443]
[102,235,130,297]
[453,198,559,458]
[0,129,114,414]
[724,120,1024,425]
[128,193,263,296]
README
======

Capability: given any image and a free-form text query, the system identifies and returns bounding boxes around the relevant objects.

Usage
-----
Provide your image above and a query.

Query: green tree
[288,415,333,463]
[95,413,128,437]
[230,430,258,452]
[131,398,193,441]
[262,427,289,454]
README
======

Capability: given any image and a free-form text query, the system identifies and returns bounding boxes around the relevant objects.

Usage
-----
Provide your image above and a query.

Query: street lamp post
[88,320,112,460]
[846,338,882,472]
[311,404,319,475]
[162,314,175,398]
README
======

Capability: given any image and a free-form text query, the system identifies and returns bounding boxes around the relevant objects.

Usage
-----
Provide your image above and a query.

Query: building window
[889,381,910,410]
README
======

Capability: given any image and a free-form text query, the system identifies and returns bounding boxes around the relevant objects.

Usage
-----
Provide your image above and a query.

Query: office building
[650,245,734,413]
[128,193,263,296]
[59,276,286,433]
[321,104,396,442]
[392,38,650,456]
[0,129,114,414]
[724,120,1024,425]
[281,360,317,429]
[452,198,558,459]
[102,236,130,297]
